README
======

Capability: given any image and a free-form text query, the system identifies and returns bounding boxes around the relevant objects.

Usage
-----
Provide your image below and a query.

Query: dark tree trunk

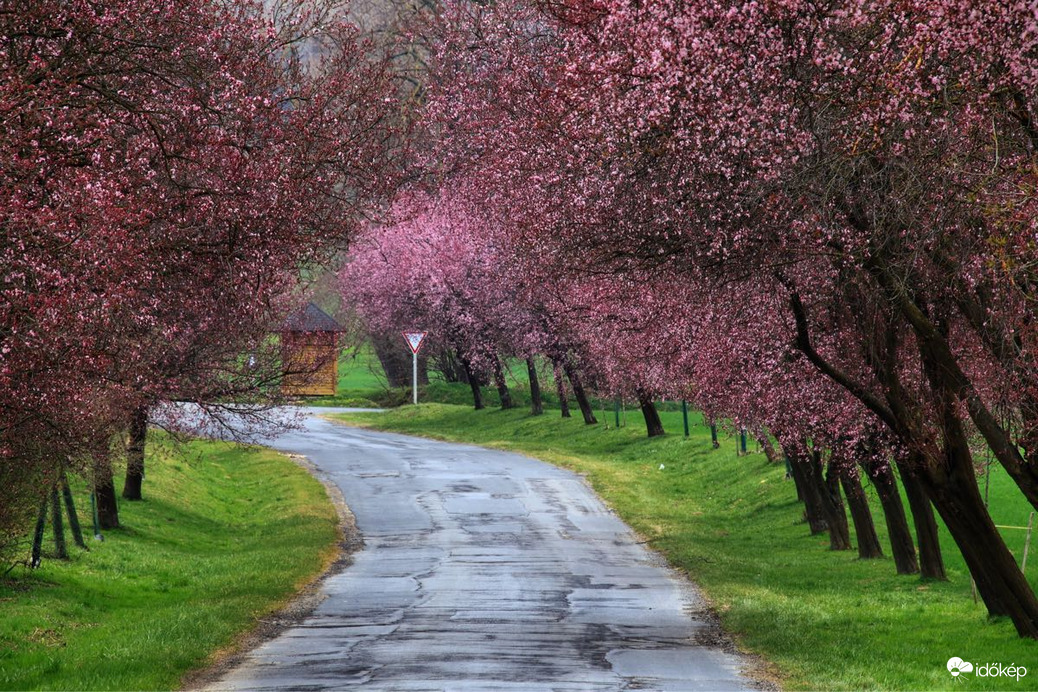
[527,358,543,416]
[920,450,1038,636]
[553,360,571,418]
[492,358,515,410]
[818,453,853,551]
[372,333,410,387]
[637,391,665,437]
[900,465,946,580]
[30,497,46,568]
[869,263,1038,633]
[786,445,828,535]
[866,460,919,575]
[93,455,120,530]
[50,486,68,560]
[123,405,148,501]
[459,355,484,410]
[838,463,883,559]
[61,471,86,549]
[915,340,1038,628]
[372,333,428,387]
[562,360,597,425]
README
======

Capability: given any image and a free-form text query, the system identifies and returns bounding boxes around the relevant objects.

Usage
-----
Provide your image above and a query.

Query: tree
[1,0,399,550]
[416,0,1038,636]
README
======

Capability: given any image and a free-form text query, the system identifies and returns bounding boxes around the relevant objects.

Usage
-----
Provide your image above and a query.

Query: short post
[1023,511,1036,574]
[681,400,690,438]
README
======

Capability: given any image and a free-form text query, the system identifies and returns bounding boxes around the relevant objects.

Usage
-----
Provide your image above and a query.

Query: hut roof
[281,302,343,333]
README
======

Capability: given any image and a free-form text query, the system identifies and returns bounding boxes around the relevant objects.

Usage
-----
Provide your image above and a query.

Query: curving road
[210,410,756,691]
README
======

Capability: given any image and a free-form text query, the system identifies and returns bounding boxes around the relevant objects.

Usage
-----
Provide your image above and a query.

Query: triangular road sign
[403,331,427,354]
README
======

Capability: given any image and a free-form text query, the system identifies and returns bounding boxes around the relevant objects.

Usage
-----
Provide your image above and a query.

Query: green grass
[0,436,339,691]
[331,404,1038,691]
[310,345,564,409]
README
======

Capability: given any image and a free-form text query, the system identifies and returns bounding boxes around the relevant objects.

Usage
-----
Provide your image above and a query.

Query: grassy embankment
[332,402,1038,691]
[0,437,339,691]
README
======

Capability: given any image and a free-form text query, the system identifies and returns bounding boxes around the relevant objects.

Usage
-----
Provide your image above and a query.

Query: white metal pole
[413,351,418,405]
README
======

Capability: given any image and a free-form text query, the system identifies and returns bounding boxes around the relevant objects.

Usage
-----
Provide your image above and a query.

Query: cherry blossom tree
[0,0,399,547]
[414,0,1038,635]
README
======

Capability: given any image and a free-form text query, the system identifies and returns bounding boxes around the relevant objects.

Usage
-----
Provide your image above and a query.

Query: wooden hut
[280,302,343,397]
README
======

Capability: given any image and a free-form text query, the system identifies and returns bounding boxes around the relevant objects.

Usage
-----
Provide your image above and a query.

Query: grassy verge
[0,436,339,691]
[310,346,566,409]
[332,403,1038,691]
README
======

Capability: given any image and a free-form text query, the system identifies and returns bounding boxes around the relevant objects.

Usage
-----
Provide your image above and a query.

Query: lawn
[312,344,560,409]
[332,403,1038,691]
[0,436,339,691]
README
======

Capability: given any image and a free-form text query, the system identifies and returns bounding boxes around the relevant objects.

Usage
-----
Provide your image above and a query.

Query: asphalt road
[209,410,756,691]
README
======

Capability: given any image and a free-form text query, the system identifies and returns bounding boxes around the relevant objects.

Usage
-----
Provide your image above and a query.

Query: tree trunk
[786,444,828,535]
[50,486,68,560]
[459,355,484,410]
[527,358,543,416]
[758,435,782,464]
[916,342,1038,629]
[900,465,946,580]
[563,359,597,425]
[372,333,410,387]
[61,471,87,549]
[30,497,46,568]
[123,405,148,501]
[921,454,1038,636]
[553,360,571,418]
[818,453,853,551]
[869,263,1038,633]
[838,463,883,559]
[865,460,919,575]
[638,391,664,437]
[93,455,120,530]
[493,357,515,410]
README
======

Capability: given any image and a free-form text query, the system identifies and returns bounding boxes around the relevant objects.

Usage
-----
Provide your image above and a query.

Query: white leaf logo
[947,657,973,677]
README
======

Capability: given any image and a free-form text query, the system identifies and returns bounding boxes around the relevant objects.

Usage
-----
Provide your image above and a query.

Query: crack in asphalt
[205,410,763,691]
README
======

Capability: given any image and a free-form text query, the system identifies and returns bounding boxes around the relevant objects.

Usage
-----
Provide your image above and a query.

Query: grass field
[0,436,339,691]
[313,345,557,409]
[333,403,1038,691]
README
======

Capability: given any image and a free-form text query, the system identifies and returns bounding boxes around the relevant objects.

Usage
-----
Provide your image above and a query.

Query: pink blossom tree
[0,0,399,542]
[413,0,1038,635]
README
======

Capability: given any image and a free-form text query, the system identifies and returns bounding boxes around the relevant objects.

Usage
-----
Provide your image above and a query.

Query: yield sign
[403,331,427,354]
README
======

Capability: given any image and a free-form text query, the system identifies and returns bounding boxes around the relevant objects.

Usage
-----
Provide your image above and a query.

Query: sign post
[403,332,427,405]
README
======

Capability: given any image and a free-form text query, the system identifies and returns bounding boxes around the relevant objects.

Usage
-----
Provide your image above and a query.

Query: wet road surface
[210,411,755,691]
